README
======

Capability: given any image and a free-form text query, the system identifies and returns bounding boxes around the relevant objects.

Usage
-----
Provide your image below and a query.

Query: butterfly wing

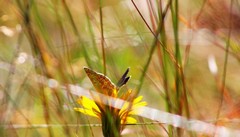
[84,67,116,95]
[116,68,130,88]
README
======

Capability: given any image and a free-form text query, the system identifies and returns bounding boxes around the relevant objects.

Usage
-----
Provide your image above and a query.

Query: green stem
[99,0,106,75]
[132,0,170,94]
[61,0,92,68]
[215,0,233,126]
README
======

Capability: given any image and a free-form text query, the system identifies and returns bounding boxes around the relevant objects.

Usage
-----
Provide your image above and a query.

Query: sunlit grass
[1,0,240,136]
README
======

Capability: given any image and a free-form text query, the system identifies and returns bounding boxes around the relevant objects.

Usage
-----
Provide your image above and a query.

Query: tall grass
[0,0,240,136]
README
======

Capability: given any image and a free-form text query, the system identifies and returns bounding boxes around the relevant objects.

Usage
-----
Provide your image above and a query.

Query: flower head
[74,68,147,137]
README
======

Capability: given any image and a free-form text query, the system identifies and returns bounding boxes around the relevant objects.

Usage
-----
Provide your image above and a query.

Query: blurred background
[0,0,240,136]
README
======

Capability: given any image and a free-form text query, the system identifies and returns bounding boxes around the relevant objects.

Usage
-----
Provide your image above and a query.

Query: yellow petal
[78,96,100,112]
[119,98,147,116]
[128,109,139,115]
[119,101,147,116]
[119,103,129,115]
[120,89,132,100]
[133,101,147,108]
[74,108,99,118]
[133,96,143,104]
[127,101,147,115]
[125,116,137,124]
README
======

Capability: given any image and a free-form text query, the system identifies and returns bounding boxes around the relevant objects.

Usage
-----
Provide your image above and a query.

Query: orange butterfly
[84,67,130,95]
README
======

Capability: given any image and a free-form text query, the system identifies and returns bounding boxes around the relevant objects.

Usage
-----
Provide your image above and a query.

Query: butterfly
[84,67,130,95]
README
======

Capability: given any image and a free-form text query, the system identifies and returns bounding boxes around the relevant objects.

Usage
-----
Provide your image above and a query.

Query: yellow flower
[74,94,147,124]
[74,67,147,137]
